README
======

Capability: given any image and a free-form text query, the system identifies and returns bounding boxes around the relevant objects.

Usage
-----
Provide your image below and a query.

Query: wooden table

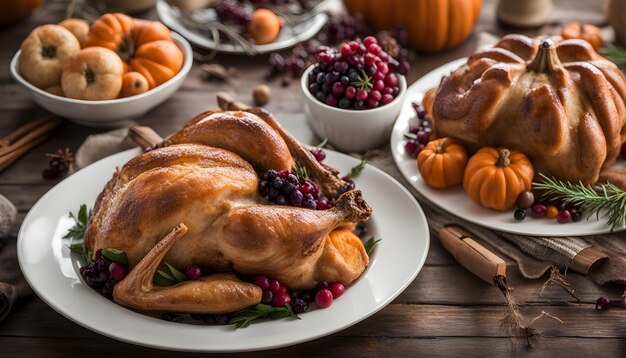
[1,0,625,356]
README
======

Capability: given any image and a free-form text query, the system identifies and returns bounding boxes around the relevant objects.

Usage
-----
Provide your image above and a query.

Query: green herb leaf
[62,204,91,261]
[316,138,328,149]
[229,304,299,329]
[346,160,367,179]
[351,70,373,91]
[403,133,418,140]
[68,242,89,261]
[157,269,176,282]
[165,262,188,282]
[601,44,626,70]
[292,166,309,180]
[364,237,381,256]
[153,273,177,286]
[533,173,626,231]
[101,248,128,265]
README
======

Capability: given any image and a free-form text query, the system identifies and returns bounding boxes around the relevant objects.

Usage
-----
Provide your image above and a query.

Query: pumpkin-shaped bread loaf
[429,35,626,186]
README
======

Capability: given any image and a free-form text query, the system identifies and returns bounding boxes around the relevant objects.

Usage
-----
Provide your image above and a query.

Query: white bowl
[301,65,407,153]
[10,32,193,128]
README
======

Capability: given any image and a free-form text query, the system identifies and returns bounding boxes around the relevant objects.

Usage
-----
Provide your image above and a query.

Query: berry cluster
[266,12,411,88]
[79,249,128,298]
[513,190,582,224]
[252,275,345,313]
[404,102,433,157]
[259,169,332,210]
[308,36,403,110]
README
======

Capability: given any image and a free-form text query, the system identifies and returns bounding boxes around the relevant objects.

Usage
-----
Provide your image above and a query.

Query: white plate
[390,58,626,237]
[156,0,328,54]
[18,148,429,352]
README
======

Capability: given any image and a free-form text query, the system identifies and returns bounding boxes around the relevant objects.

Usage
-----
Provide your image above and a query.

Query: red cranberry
[356,89,368,101]
[315,289,333,308]
[328,282,345,298]
[272,292,292,307]
[531,204,547,217]
[185,264,202,280]
[363,36,377,47]
[340,43,352,57]
[310,148,326,162]
[416,131,430,145]
[381,94,394,104]
[596,296,610,310]
[254,275,270,290]
[316,199,332,210]
[345,86,356,99]
[277,285,288,294]
[268,278,280,293]
[557,210,572,223]
[108,262,128,281]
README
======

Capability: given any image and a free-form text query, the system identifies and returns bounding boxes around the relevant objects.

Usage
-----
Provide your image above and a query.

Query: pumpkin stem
[526,38,561,74]
[434,145,445,154]
[41,46,56,59]
[496,148,511,168]
[84,68,95,85]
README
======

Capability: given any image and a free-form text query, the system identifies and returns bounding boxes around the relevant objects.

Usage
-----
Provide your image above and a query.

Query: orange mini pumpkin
[61,46,124,100]
[120,71,149,97]
[19,24,81,89]
[561,22,603,51]
[59,18,89,48]
[463,147,534,211]
[86,13,182,89]
[417,137,468,189]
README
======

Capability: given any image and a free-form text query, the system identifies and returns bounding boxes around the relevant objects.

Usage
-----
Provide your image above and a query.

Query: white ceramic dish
[391,58,626,237]
[301,65,407,153]
[18,148,429,352]
[10,33,193,128]
[156,0,328,54]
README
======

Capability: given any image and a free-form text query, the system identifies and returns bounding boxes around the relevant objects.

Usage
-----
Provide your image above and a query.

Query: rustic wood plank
[2,297,624,339]
[0,336,624,358]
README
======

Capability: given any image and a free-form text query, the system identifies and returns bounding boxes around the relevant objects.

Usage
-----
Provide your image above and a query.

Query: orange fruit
[248,9,280,45]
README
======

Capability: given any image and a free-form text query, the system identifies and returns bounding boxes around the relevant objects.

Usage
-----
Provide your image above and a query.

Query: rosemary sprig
[601,44,626,70]
[364,237,381,256]
[351,70,373,91]
[346,160,367,179]
[63,204,91,261]
[229,304,299,328]
[292,166,309,179]
[533,173,626,231]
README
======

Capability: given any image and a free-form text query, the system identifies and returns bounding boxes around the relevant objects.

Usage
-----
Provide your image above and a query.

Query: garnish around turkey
[65,135,379,328]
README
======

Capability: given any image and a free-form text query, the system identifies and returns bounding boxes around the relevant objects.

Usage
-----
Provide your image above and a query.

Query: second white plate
[390,58,625,237]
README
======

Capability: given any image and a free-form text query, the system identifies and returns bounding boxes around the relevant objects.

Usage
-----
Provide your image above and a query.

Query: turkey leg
[113,223,262,314]
[245,107,347,198]
[215,190,372,289]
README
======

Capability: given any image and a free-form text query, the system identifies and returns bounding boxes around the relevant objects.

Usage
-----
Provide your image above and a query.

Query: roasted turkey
[425,35,626,187]
[84,109,372,314]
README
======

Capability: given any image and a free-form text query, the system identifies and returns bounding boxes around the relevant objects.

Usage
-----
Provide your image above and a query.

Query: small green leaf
[364,237,381,256]
[67,242,90,261]
[153,273,176,286]
[77,204,88,225]
[165,262,188,283]
[101,248,128,265]
[403,133,417,140]
[229,304,299,329]
[157,269,176,282]
[346,160,367,179]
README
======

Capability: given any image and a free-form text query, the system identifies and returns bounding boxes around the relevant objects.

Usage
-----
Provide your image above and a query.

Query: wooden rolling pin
[439,226,507,285]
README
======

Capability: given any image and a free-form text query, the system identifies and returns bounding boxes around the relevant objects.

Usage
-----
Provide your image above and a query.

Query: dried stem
[539,266,581,302]
[494,275,562,348]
